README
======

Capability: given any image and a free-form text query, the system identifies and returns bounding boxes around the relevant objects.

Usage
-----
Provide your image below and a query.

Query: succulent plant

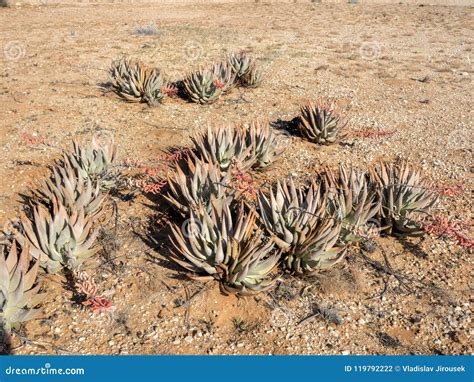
[212,61,236,94]
[169,201,279,296]
[240,63,263,88]
[37,164,103,217]
[297,99,347,144]
[244,121,282,170]
[164,157,234,215]
[0,241,44,332]
[258,179,345,274]
[324,166,381,243]
[370,162,438,236]
[183,68,223,104]
[63,139,118,190]
[109,58,167,106]
[191,125,254,171]
[16,199,99,273]
[227,50,254,78]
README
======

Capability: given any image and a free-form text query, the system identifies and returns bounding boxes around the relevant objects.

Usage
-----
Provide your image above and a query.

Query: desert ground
[0,1,472,355]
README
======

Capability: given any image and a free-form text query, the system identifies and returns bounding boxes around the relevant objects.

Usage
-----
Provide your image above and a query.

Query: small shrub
[133,22,160,36]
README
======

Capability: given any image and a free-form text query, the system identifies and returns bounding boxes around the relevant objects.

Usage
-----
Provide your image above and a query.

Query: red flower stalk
[351,128,395,139]
[213,80,225,89]
[419,215,473,252]
[75,270,115,314]
[82,296,115,314]
[160,85,178,97]
[21,132,47,146]
[432,183,465,197]
[143,179,167,194]
[231,166,257,202]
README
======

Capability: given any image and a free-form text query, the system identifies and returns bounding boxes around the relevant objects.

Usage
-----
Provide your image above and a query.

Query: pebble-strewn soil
[0,2,472,355]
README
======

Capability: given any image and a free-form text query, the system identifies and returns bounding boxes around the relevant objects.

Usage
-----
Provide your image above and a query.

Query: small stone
[78,337,85,342]
[108,341,115,346]
[342,350,351,355]
[184,336,193,343]
[172,338,181,345]
[237,342,244,348]
[54,327,61,334]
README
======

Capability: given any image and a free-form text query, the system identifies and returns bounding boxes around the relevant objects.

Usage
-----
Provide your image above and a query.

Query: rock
[78,337,85,342]
[184,336,193,344]
[342,350,351,355]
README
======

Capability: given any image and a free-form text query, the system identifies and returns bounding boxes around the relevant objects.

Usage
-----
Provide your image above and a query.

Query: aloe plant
[16,199,99,274]
[37,164,103,217]
[109,58,168,106]
[169,201,279,296]
[183,68,223,104]
[227,50,254,78]
[240,63,263,88]
[244,121,282,169]
[164,158,234,215]
[63,139,118,190]
[212,61,236,94]
[258,179,345,274]
[325,166,381,243]
[191,125,254,171]
[0,241,44,332]
[298,99,347,144]
[370,162,438,236]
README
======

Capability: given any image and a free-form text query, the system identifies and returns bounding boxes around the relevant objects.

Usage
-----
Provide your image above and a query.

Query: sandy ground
[0,2,472,355]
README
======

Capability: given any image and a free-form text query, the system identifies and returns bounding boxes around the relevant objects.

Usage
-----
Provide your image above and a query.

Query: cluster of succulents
[0,138,118,331]
[17,139,116,274]
[169,201,279,295]
[109,58,170,106]
[182,50,263,104]
[163,120,285,293]
[1,44,450,342]
[108,50,263,106]
[166,118,440,287]
[297,99,347,144]
[0,241,43,332]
